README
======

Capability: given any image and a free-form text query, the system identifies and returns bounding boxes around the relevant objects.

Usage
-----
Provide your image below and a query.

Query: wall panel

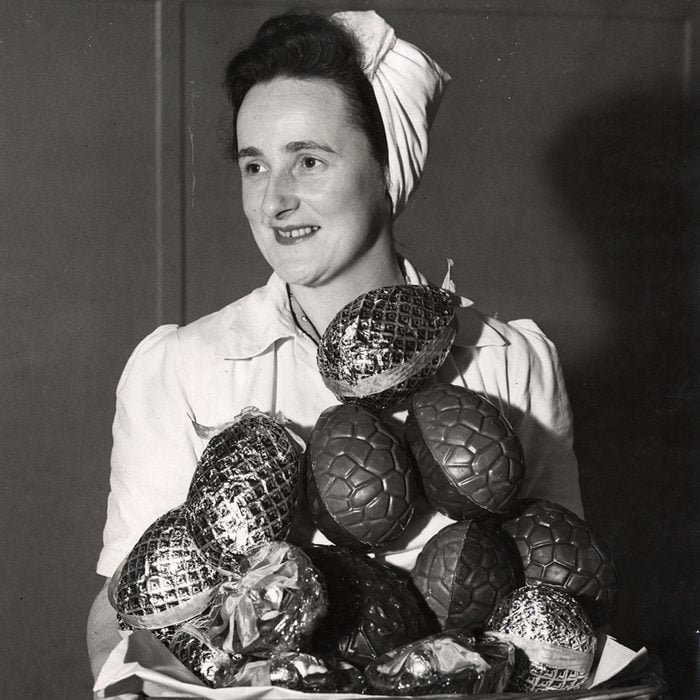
[1,1,696,698]
[0,1,164,697]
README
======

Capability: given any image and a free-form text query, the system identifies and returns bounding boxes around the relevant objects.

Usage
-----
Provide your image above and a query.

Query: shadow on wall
[546,85,699,698]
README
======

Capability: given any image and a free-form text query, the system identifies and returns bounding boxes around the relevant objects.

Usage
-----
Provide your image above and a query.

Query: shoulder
[456,307,564,386]
[456,306,556,354]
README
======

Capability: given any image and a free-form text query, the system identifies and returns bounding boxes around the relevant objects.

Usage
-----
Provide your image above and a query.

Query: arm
[87,580,121,681]
[97,325,200,577]
[505,319,585,517]
[87,581,143,700]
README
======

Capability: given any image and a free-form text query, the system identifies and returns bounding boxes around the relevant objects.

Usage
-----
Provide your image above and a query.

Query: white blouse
[97,259,583,577]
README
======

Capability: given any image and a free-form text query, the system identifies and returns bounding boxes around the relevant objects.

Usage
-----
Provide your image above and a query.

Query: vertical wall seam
[682,14,692,99]
[154,0,164,324]
[179,0,187,324]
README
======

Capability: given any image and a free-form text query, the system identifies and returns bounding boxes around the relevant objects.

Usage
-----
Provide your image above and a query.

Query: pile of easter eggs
[108,283,619,694]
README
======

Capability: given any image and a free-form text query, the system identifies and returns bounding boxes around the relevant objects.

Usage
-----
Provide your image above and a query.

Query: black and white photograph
[1,1,697,698]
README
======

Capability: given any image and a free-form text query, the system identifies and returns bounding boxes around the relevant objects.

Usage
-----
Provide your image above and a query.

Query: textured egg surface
[488,584,596,692]
[407,383,524,519]
[185,411,300,570]
[317,285,457,411]
[114,506,221,620]
[501,500,618,626]
[169,627,242,688]
[411,520,520,631]
[304,545,438,668]
[306,404,416,550]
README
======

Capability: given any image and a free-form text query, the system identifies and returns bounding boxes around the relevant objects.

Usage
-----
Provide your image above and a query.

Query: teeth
[278,226,318,239]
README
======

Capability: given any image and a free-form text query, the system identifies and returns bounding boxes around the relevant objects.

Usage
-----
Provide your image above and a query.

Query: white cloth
[333,11,450,218]
[97,259,583,578]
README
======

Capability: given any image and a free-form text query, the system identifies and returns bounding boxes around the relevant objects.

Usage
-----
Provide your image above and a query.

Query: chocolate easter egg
[406,383,524,519]
[185,409,301,570]
[109,506,221,635]
[501,499,619,626]
[317,285,458,411]
[305,404,417,551]
[365,630,515,696]
[488,584,596,692]
[411,520,520,631]
[304,545,438,668]
[169,626,242,688]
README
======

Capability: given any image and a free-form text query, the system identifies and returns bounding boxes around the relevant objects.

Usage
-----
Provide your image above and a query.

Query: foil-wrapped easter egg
[268,652,367,693]
[109,506,221,636]
[364,630,515,696]
[204,542,327,656]
[304,545,438,668]
[487,584,596,692]
[411,520,521,631]
[169,626,242,688]
[406,383,525,519]
[185,409,301,570]
[317,285,458,411]
[305,404,417,551]
[225,652,366,693]
[501,499,619,626]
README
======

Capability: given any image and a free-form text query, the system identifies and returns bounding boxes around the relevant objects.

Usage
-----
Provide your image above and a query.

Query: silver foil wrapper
[185,409,301,570]
[109,505,221,630]
[317,285,458,411]
[487,584,597,692]
[364,630,515,696]
[204,541,327,656]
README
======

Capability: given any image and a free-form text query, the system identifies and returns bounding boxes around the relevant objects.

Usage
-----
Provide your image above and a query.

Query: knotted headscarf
[333,11,451,218]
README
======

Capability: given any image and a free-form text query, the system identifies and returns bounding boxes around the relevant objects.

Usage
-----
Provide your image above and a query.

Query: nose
[261,170,299,220]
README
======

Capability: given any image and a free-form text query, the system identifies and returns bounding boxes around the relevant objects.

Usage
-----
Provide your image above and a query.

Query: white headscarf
[332,10,451,218]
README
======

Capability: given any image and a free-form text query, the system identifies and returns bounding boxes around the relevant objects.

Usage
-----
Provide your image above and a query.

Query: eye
[242,161,266,176]
[300,156,320,170]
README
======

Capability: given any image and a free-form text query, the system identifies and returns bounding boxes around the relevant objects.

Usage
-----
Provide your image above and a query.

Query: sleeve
[504,319,585,518]
[96,325,201,577]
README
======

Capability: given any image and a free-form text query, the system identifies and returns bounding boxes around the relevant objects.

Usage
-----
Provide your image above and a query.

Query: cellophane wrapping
[363,630,515,696]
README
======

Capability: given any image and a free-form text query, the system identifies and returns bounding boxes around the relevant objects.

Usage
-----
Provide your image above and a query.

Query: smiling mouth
[274,225,320,243]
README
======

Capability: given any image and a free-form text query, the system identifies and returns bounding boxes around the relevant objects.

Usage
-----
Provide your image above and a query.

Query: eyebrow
[236,140,337,160]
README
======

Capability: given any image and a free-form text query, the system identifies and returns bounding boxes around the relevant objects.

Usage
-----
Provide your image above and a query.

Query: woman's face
[236,77,390,288]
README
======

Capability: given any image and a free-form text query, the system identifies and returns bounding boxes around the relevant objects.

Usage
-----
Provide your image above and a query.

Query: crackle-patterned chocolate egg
[109,506,221,636]
[406,383,525,519]
[317,285,458,411]
[304,545,438,668]
[185,409,301,570]
[501,499,619,626]
[411,520,521,631]
[487,584,596,692]
[305,404,417,551]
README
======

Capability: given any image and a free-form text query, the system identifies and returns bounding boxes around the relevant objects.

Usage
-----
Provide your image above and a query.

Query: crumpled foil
[185,409,301,570]
[202,542,327,656]
[364,630,515,696]
[169,624,243,688]
[225,652,366,693]
[317,285,458,411]
[487,584,597,692]
[109,505,221,631]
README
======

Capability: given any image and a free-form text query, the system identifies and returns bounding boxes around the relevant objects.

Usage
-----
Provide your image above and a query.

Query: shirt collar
[216,258,505,359]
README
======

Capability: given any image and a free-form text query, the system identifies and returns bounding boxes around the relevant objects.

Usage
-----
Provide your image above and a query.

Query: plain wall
[1,1,697,697]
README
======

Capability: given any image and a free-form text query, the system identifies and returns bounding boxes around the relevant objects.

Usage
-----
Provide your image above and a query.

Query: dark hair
[224,11,388,174]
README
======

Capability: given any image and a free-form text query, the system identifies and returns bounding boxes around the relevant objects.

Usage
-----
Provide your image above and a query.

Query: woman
[87,9,583,687]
